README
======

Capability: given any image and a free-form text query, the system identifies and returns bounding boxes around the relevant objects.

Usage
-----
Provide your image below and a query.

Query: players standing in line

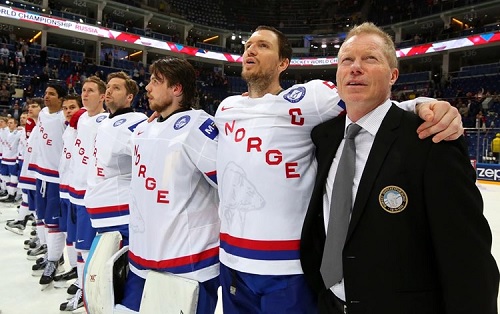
[119,58,219,313]
[84,72,146,243]
[60,76,109,312]
[213,26,464,312]
[0,117,22,203]
[28,84,67,288]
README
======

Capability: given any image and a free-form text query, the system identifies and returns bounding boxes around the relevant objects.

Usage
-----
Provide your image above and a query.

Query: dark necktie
[320,123,362,288]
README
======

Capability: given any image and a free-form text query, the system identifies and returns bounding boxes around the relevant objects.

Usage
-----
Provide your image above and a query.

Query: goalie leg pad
[139,271,200,314]
[83,231,127,314]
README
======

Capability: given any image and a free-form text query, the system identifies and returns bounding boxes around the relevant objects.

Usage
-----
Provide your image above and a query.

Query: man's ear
[278,58,290,74]
[389,68,399,86]
[173,83,184,97]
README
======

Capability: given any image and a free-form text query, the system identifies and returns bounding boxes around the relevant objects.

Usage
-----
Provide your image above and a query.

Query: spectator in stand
[73,63,83,76]
[138,67,145,82]
[103,14,113,28]
[38,67,50,92]
[60,53,70,70]
[466,96,481,118]
[94,70,104,81]
[132,66,140,81]
[7,60,17,75]
[79,72,87,87]
[51,65,59,80]
[492,133,500,164]
[8,101,22,123]
[66,74,77,91]
[125,19,133,32]
[0,43,10,62]
[14,47,25,65]
[23,84,34,100]
[0,59,6,72]
[0,84,10,109]
[39,46,47,67]
[476,110,486,129]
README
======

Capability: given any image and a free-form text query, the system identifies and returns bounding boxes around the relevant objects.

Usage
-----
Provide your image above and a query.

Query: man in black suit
[300,22,499,314]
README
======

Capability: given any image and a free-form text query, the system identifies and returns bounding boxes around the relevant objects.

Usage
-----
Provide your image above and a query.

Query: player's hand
[416,101,463,143]
[148,111,159,123]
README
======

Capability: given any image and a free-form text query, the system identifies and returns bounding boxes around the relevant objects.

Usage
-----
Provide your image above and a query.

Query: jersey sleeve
[309,79,345,122]
[185,114,218,188]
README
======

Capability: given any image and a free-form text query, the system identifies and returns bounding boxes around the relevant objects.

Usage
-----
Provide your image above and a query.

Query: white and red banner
[1,5,499,66]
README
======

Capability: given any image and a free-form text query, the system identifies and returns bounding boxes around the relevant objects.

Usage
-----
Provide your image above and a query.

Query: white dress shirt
[322,99,393,301]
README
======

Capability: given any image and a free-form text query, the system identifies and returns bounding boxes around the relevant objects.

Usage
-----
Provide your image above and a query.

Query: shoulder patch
[174,115,191,130]
[283,86,306,103]
[113,119,126,127]
[199,118,218,140]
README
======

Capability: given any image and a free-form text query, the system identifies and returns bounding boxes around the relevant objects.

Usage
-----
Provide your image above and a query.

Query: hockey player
[0,117,22,203]
[18,99,44,247]
[0,116,9,198]
[28,84,67,287]
[84,72,147,245]
[84,71,146,244]
[16,112,28,200]
[60,76,108,312]
[84,72,146,311]
[5,112,32,235]
[213,26,464,312]
[54,94,83,306]
[118,58,219,313]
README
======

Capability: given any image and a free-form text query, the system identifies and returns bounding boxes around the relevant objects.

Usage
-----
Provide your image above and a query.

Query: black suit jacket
[301,104,499,314]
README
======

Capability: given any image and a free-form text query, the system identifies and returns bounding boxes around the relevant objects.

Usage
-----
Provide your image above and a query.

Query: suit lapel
[314,115,346,187]
[346,105,403,241]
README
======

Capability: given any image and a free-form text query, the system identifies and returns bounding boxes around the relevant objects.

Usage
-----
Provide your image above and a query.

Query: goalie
[118,58,220,313]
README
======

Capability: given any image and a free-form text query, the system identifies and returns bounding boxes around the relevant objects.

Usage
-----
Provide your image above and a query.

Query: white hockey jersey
[19,123,39,190]
[2,128,22,165]
[29,107,66,183]
[215,80,419,276]
[59,124,75,200]
[17,127,26,164]
[128,110,220,283]
[84,111,147,228]
[0,126,7,160]
[68,112,109,206]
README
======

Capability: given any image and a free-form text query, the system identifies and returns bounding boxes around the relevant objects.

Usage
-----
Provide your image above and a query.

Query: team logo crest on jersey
[199,118,218,140]
[379,185,408,214]
[96,115,106,123]
[283,87,306,103]
[113,119,126,127]
[174,115,191,130]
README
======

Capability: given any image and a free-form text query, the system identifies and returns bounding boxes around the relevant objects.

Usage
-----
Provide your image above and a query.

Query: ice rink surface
[0,182,499,314]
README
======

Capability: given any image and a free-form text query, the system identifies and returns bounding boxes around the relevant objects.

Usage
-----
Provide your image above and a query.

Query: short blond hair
[343,22,398,69]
